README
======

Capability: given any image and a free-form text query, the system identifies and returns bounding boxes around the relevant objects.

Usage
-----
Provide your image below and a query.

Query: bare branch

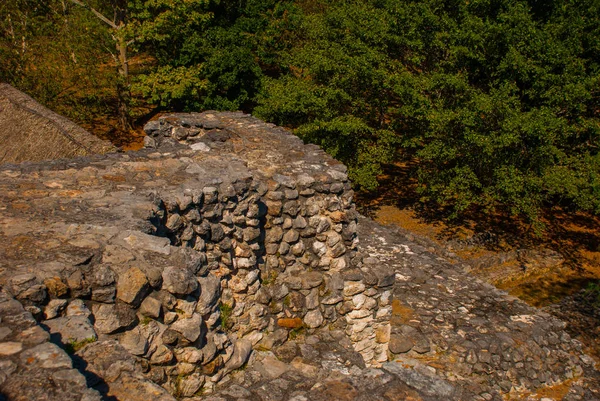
[67,0,117,29]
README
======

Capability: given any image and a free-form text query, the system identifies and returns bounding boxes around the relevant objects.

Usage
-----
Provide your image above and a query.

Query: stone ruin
[0,111,598,401]
[0,84,115,164]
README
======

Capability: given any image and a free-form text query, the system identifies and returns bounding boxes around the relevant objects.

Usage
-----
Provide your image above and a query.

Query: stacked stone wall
[1,112,598,401]
[146,113,394,367]
[0,112,395,400]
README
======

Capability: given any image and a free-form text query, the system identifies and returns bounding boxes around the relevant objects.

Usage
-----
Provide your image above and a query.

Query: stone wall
[0,112,394,399]
[2,112,596,401]
[145,113,394,367]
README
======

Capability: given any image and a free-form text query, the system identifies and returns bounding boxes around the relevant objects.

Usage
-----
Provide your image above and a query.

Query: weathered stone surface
[170,313,204,342]
[389,335,413,354]
[117,267,150,306]
[20,342,73,369]
[1,111,599,401]
[162,266,198,295]
[44,315,97,344]
[139,296,162,319]
[0,341,23,355]
[77,340,175,401]
[66,299,92,318]
[124,232,171,255]
[118,332,147,361]
[44,299,68,319]
[225,338,253,372]
[93,303,136,334]
[303,309,324,329]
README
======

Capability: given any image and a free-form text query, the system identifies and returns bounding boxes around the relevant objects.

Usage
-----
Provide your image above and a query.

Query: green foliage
[255,0,600,226]
[219,302,233,331]
[130,0,299,111]
[3,0,599,226]
[261,269,279,285]
[0,0,115,124]
[582,281,600,309]
[288,325,305,340]
[65,337,97,354]
[254,1,401,188]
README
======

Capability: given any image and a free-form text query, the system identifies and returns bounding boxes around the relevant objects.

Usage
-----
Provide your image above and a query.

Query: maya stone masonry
[0,112,598,401]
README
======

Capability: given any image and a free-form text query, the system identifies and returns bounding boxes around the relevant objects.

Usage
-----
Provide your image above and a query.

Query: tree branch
[67,0,117,29]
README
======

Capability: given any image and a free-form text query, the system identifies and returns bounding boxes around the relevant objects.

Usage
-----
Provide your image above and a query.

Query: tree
[0,0,114,124]
[254,1,399,189]
[66,0,133,130]
[131,0,299,112]
[254,0,600,228]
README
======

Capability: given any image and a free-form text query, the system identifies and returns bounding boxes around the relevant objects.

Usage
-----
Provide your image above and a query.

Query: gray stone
[301,271,323,289]
[256,355,289,379]
[382,362,456,397]
[44,299,68,319]
[179,373,205,397]
[196,274,221,315]
[120,327,148,356]
[140,296,162,318]
[88,264,116,287]
[304,309,323,329]
[170,313,204,342]
[44,315,97,344]
[162,266,198,295]
[124,232,171,255]
[283,229,300,243]
[20,342,72,369]
[225,339,253,372]
[66,299,92,317]
[266,226,284,243]
[389,335,413,354]
[0,341,22,356]
[93,303,136,334]
[151,344,174,365]
[91,286,116,303]
[10,274,46,303]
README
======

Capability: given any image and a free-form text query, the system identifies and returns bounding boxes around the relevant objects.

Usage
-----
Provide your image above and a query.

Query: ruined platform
[0,112,598,400]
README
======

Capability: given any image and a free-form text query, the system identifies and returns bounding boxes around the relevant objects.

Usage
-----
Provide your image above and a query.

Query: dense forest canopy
[1,0,599,229]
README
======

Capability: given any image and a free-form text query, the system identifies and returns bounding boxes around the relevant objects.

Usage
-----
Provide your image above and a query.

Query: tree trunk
[115,32,132,131]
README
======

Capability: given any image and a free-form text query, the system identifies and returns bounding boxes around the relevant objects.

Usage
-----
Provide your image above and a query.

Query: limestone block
[44,299,67,320]
[170,313,204,342]
[93,303,137,334]
[162,266,198,295]
[117,267,150,306]
[45,315,97,344]
[20,343,72,369]
[140,296,162,319]
[120,327,148,356]
[304,309,323,329]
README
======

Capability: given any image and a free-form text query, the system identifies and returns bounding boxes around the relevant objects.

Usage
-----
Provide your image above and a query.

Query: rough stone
[140,296,162,319]
[117,267,150,306]
[162,266,198,295]
[44,315,97,344]
[170,313,204,342]
[20,342,72,369]
[93,303,137,334]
